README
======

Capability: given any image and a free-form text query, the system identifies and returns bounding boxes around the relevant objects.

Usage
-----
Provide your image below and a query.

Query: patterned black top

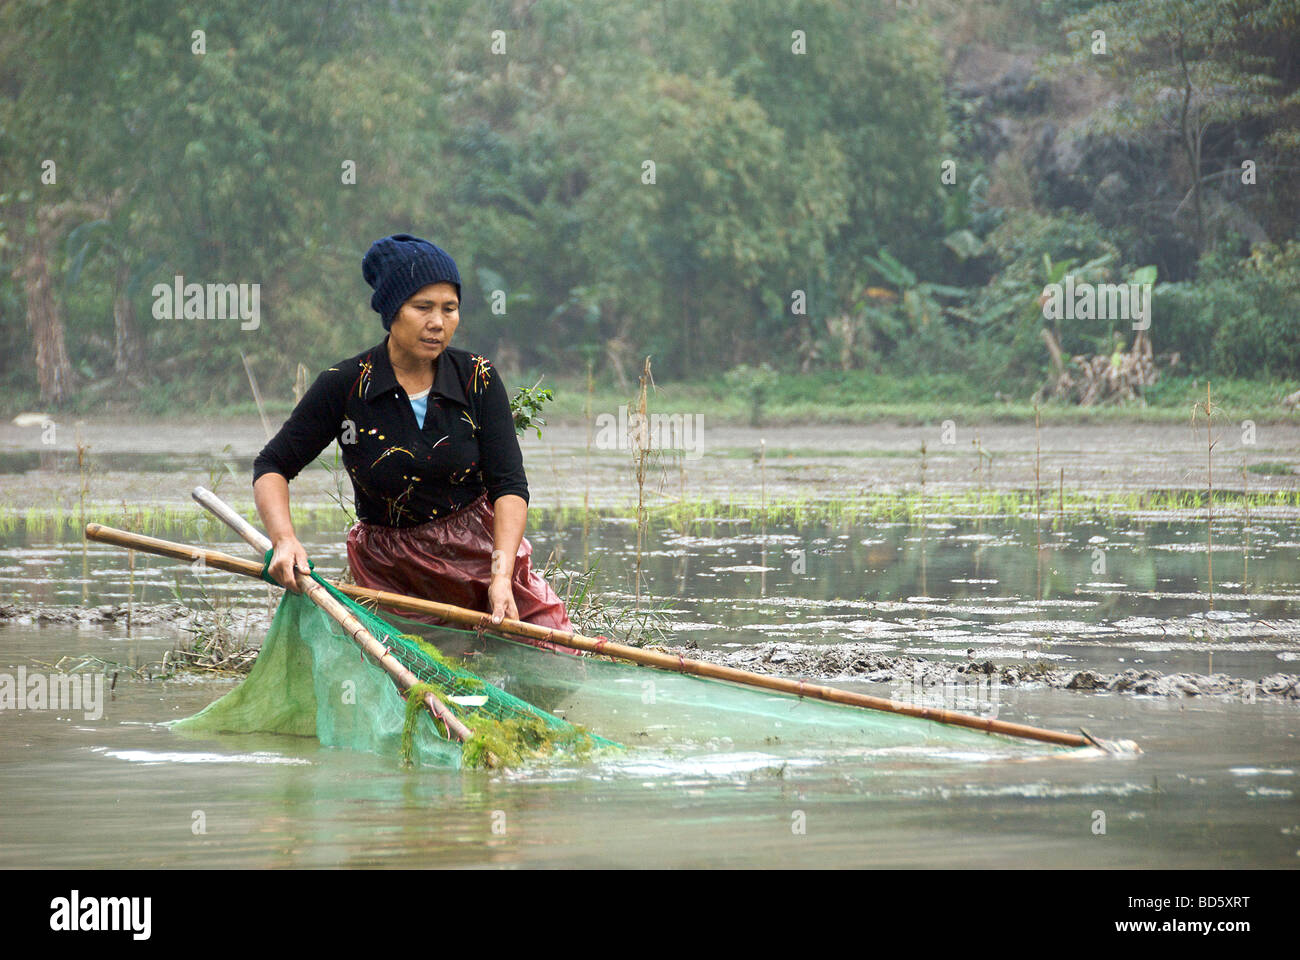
[253,337,528,527]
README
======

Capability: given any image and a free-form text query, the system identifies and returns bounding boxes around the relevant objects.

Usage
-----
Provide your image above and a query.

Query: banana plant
[860,248,968,329]
[1037,250,1117,350]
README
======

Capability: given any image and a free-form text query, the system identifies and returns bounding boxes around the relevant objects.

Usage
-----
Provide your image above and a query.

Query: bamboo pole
[293,572,472,742]
[103,521,469,743]
[188,489,470,742]
[85,521,1095,749]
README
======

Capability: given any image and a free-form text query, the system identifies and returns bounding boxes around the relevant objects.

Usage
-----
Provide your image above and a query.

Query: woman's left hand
[488,574,519,625]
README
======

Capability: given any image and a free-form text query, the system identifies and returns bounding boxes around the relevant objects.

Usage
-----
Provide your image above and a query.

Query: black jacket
[253,338,528,526]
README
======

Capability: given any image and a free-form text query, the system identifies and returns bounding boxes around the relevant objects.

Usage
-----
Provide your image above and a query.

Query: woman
[252,233,574,640]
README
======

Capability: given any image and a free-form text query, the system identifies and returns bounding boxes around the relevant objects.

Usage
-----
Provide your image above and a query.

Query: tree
[0,0,438,406]
[1059,0,1300,257]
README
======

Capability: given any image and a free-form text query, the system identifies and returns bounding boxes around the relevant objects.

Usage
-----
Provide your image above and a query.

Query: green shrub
[1155,242,1300,377]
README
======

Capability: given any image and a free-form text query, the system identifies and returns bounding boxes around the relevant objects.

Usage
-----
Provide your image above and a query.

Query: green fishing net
[458,635,1056,761]
[172,572,616,769]
[173,570,1057,771]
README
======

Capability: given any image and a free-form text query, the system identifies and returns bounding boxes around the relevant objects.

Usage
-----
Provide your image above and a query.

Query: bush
[983,210,1122,288]
[1155,241,1300,377]
[963,210,1131,386]
[1153,280,1251,371]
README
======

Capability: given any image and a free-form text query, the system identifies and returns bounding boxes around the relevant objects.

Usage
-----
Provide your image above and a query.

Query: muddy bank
[0,600,197,626]
[2,419,1297,514]
[0,601,264,677]
[0,600,273,647]
[661,639,1300,702]
[8,597,1292,702]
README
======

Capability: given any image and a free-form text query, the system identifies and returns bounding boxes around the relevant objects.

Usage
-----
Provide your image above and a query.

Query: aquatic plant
[630,356,660,608]
[165,569,260,675]
[528,487,1299,533]
[510,378,555,440]
[1191,383,1221,608]
[541,553,670,649]
[399,688,599,769]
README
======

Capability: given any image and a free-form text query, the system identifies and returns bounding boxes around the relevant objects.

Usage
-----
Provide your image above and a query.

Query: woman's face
[389,282,460,364]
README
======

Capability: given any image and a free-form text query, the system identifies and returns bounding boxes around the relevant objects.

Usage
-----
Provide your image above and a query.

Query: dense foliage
[0,0,1296,411]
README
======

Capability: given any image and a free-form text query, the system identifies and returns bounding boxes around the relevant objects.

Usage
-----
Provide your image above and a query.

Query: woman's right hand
[268,535,310,593]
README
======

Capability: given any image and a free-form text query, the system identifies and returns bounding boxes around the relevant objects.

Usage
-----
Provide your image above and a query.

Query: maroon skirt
[346,492,577,651]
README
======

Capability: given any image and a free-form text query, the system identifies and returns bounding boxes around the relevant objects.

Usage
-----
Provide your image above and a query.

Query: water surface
[1,512,1296,867]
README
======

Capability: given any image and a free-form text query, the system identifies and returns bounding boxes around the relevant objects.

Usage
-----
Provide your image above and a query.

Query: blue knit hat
[362,234,461,329]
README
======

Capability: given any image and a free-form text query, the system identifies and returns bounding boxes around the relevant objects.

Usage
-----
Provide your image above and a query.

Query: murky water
[2,418,1297,513]
[1,509,1297,867]
[1,678,1294,867]
[5,510,1298,674]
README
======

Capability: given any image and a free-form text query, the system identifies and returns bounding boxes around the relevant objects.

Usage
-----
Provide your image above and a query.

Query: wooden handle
[192,486,271,552]
[177,497,472,745]
[85,522,1095,749]
[292,569,472,743]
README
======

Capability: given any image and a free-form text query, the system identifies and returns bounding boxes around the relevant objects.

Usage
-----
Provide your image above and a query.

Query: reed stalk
[240,351,272,441]
[1034,400,1042,600]
[631,357,653,608]
[127,547,135,636]
[1191,382,1218,609]
[919,439,927,597]
[1242,451,1249,590]
[583,357,593,568]
[1207,383,1215,607]
[76,425,90,604]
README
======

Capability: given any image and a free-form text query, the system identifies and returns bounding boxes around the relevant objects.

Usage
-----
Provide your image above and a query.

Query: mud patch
[661,639,1300,701]
[0,601,194,626]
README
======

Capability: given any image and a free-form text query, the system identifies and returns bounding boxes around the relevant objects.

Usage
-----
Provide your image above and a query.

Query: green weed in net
[460,715,601,770]
[398,676,606,770]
